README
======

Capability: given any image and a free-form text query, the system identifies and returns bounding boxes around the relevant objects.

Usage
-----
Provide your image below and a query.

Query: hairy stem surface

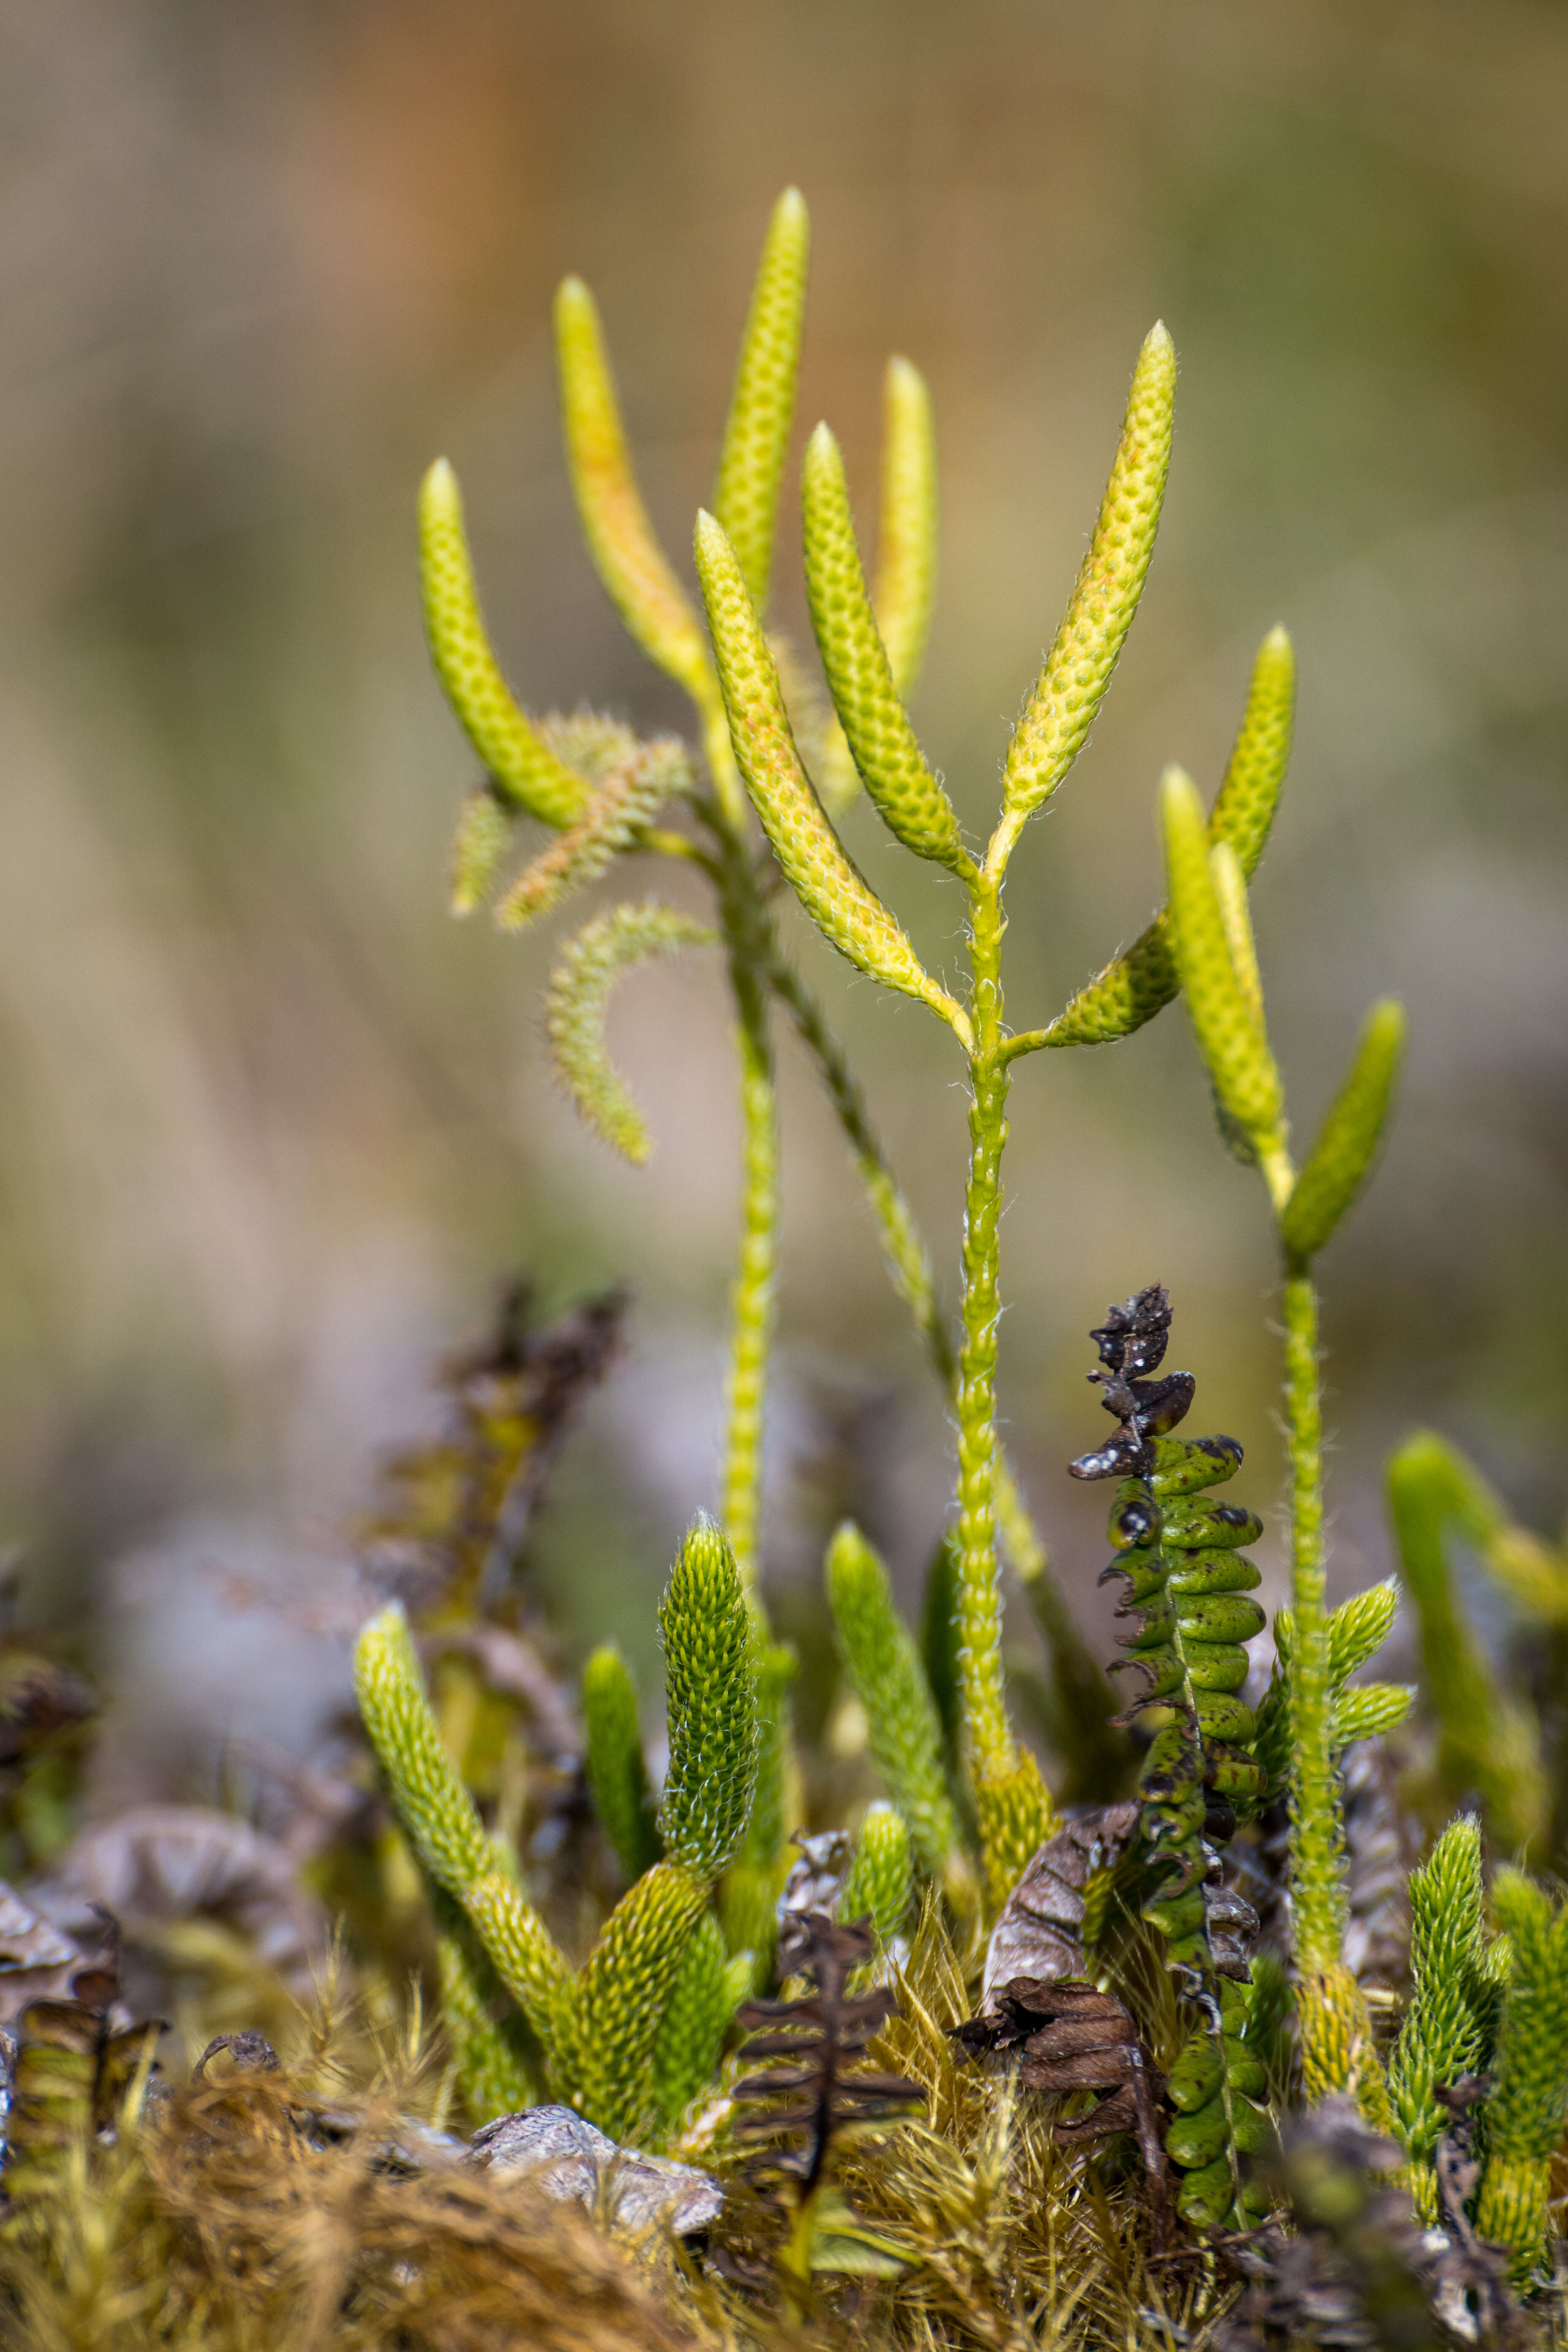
[716,836,779,1593]
[955,883,1012,1779]
[1283,1263,1389,2118]
[1282,1268,1338,1969]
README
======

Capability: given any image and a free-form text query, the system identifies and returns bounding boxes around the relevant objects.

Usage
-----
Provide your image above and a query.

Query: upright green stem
[767,934,1120,1792]
[955,881,1012,1779]
[715,834,778,1595]
[1281,1255,1391,2121]
[1281,1264,1341,1970]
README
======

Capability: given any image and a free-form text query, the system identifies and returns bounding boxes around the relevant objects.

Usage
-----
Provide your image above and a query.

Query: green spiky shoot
[838,1802,914,1949]
[1252,1579,1414,1800]
[1279,1001,1406,1262]
[873,357,939,701]
[650,1908,734,2139]
[553,276,721,717]
[1476,1871,1568,2285]
[582,1645,662,1882]
[544,902,717,1166]
[1157,749,1407,2117]
[825,1523,964,1886]
[658,1517,760,1882]
[356,1514,758,2140]
[1387,1817,1489,2221]
[1388,1431,1557,1859]
[450,782,514,916]
[553,1862,712,2144]
[353,1603,569,2041]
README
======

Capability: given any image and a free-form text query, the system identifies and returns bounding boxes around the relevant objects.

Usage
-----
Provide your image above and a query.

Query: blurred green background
[3,0,1566,1786]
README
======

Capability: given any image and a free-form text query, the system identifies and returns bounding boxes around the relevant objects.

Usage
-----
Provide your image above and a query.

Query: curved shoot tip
[875,356,938,700]
[544,899,716,1165]
[697,498,966,1030]
[1160,761,1203,826]
[357,1597,407,1646]
[417,457,589,829]
[1162,764,1285,1155]
[1001,327,1175,829]
[1279,997,1406,1265]
[712,193,811,615]
[800,417,967,877]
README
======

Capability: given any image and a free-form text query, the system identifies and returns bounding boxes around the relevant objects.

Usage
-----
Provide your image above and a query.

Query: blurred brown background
[3,0,1565,1788]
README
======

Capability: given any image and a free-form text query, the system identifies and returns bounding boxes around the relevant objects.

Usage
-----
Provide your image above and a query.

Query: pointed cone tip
[803,420,841,481]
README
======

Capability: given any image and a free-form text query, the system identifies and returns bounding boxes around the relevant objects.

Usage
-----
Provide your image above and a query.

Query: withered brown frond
[733,1914,925,2200]
[359,1281,625,1624]
[981,1802,1141,2005]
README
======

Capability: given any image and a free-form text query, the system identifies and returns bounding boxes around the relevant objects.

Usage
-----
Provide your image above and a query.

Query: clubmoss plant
[1157,760,1407,2115]
[418,187,1110,1939]
[838,1801,915,1952]
[1386,1815,1490,2223]
[1475,1870,1568,2284]
[354,1514,756,2143]
[701,314,1191,1907]
[825,1522,965,1895]
[376,186,1568,2305]
[1388,1430,1568,1859]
